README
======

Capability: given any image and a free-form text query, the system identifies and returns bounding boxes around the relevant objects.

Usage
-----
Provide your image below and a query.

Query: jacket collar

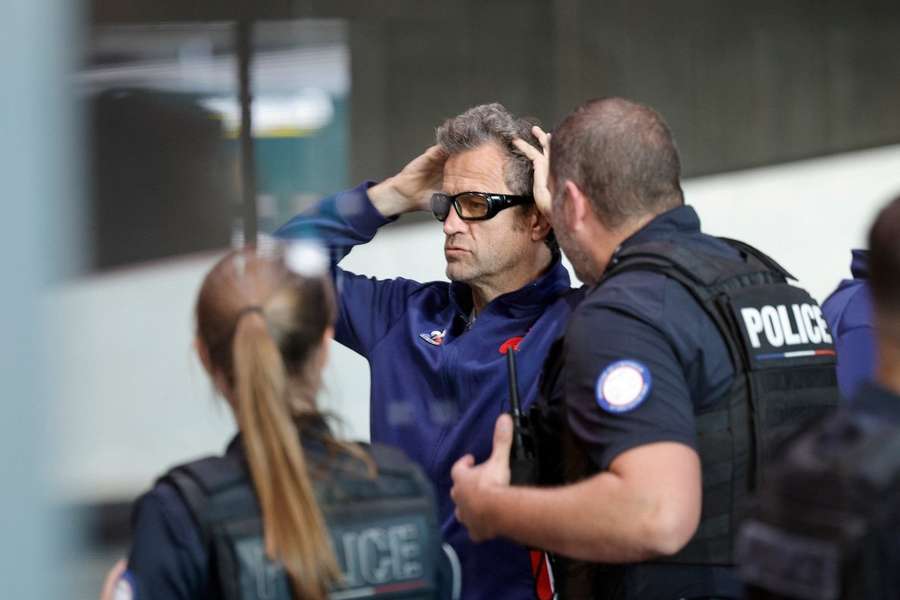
[618,205,702,250]
[448,256,571,321]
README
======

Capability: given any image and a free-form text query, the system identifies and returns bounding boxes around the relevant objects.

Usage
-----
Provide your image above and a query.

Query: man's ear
[529,206,553,243]
[563,181,590,233]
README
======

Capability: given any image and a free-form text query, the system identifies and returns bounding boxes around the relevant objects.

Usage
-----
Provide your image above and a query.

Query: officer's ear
[563,180,591,233]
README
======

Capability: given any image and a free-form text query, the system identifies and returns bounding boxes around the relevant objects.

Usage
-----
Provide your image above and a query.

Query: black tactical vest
[161,436,457,600]
[600,238,841,565]
[737,408,900,600]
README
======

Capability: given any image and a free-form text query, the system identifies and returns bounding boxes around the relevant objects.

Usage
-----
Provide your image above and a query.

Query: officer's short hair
[550,97,684,230]
[869,193,900,314]
[435,103,540,197]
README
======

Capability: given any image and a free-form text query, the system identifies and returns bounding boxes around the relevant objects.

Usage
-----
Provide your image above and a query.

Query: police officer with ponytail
[104,245,457,600]
[451,97,839,599]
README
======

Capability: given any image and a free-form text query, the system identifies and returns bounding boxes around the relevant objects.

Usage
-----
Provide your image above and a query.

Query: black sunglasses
[430,191,534,222]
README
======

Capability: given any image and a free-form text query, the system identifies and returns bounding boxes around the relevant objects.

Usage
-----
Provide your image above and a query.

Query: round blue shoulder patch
[595,360,652,413]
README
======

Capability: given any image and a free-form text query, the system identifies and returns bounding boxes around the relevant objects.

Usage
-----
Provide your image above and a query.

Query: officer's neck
[589,212,657,277]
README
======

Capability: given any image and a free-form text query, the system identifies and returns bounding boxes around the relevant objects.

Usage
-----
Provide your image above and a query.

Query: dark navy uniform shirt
[552,205,744,599]
[120,442,227,600]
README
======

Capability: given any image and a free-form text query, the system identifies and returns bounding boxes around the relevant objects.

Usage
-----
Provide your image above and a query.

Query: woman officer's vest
[161,435,458,600]
[534,238,841,597]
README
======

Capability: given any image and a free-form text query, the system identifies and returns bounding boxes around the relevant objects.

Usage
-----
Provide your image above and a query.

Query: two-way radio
[502,339,536,485]
[502,340,559,599]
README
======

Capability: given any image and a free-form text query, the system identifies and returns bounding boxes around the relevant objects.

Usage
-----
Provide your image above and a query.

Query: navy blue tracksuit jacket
[278,183,575,600]
[822,249,875,399]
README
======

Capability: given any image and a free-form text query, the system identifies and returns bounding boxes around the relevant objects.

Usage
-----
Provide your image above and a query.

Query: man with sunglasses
[277,103,576,600]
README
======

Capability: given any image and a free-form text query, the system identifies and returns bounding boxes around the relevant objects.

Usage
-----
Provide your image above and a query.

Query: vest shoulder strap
[158,453,248,548]
[607,238,789,290]
[717,237,796,281]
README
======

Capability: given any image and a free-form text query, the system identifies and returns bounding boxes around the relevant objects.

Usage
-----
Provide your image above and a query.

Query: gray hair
[435,103,540,196]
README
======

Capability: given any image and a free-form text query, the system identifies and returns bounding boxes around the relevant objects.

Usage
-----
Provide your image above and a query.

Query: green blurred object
[250,97,350,230]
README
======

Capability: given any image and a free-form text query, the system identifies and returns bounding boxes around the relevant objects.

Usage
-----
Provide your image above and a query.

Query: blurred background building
[3,0,900,597]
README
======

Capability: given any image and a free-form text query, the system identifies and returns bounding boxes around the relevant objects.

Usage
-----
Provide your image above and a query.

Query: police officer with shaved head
[451,97,840,599]
[738,194,900,600]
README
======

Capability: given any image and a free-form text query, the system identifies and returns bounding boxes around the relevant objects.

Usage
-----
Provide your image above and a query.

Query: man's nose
[443,206,469,236]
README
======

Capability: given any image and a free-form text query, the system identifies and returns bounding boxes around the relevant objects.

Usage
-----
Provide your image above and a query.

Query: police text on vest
[740,304,832,348]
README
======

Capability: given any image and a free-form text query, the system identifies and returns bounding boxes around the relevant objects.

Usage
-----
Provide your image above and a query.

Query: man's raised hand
[513,126,552,218]
[369,145,449,217]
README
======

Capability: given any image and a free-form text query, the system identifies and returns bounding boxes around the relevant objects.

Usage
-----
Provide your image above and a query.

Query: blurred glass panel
[82,23,237,270]
[80,20,349,270]
[236,20,349,233]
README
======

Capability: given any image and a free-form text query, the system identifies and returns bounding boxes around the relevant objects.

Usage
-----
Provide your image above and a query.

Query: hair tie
[236,305,265,321]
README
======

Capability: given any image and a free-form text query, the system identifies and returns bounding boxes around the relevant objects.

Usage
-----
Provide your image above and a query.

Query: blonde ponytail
[232,312,340,600]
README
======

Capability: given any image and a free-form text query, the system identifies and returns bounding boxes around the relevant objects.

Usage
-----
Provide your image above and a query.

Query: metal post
[1,0,77,597]
[236,16,257,246]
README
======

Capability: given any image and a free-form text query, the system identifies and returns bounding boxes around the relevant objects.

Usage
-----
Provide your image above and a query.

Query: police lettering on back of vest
[230,508,440,600]
[338,522,426,588]
[329,513,438,598]
[165,443,459,600]
[740,303,833,354]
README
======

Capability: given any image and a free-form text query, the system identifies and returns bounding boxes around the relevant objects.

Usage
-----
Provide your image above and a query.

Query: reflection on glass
[80,20,350,268]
